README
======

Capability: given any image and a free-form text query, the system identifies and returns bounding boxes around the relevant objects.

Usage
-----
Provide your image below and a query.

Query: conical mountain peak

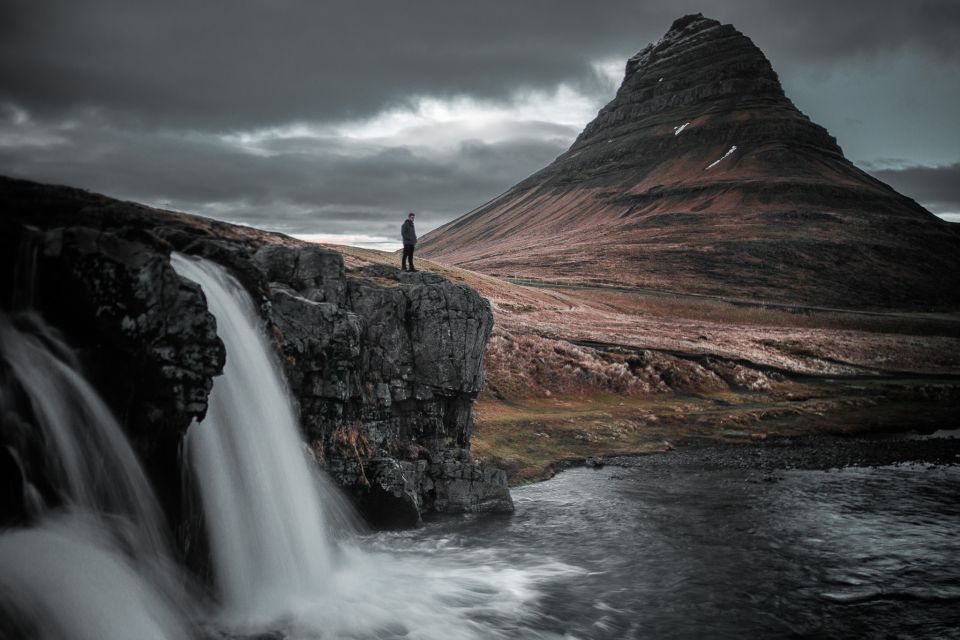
[666,12,713,33]
[574,14,800,153]
[420,15,960,309]
[625,13,721,78]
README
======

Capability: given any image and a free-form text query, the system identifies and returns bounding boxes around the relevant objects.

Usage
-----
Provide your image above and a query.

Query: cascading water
[0,252,560,640]
[0,312,191,640]
[171,254,335,621]
[173,253,559,639]
[0,313,170,559]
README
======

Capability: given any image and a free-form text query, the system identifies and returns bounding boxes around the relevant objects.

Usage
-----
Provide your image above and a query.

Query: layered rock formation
[420,14,960,309]
[0,176,511,529]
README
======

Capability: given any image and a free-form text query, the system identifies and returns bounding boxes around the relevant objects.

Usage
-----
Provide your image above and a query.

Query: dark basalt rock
[0,175,511,530]
[420,13,960,310]
[267,252,509,521]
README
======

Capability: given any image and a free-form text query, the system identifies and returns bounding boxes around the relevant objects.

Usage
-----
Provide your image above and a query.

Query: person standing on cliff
[401,212,417,272]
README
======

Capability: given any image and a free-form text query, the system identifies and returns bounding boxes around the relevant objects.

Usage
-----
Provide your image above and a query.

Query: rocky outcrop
[256,248,509,527]
[420,14,960,309]
[0,176,511,529]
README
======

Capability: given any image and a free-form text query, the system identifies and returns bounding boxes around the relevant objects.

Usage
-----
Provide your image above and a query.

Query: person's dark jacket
[401,219,417,245]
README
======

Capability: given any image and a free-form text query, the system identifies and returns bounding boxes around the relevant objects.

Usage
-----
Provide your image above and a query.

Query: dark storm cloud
[870,163,960,212]
[0,107,569,235]
[2,0,958,129]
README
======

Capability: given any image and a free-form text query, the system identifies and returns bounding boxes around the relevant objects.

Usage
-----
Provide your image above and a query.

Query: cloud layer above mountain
[2,0,958,243]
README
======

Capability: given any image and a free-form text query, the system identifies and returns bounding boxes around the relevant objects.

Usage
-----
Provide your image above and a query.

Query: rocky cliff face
[420,14,960,309]
[0,176,511,529]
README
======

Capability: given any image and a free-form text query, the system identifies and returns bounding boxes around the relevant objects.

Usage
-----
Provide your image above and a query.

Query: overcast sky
[2,0,958,248]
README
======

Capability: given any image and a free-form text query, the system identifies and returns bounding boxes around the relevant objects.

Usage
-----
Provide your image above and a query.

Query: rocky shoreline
[581,429,960,476]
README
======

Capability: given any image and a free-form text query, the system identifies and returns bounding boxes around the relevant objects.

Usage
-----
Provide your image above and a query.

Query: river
[367,460,960,639]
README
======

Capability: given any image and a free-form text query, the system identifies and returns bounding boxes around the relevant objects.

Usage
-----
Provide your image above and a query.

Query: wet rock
[585,456,605,468]
[427,453,513,513]
[327,457,422,529]
[45,227,225,426]
[270,250,506,522]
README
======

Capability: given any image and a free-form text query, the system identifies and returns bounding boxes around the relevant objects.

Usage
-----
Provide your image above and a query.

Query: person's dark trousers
[402,244,416,271]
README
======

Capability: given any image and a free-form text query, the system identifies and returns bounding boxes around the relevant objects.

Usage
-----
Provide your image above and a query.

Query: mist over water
[0,515,190,640]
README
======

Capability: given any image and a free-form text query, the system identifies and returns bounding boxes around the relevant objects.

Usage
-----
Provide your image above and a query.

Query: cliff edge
[0,175,512,529]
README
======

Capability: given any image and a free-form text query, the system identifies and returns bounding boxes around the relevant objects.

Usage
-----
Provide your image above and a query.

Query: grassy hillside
[324,242,960,483]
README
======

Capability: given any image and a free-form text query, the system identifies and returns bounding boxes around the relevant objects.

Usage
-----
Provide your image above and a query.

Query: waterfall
[0,312,191,640]
[171,254,334,622]
[1,254,548,640]
[0,312,173,566]
[171,254,553,640]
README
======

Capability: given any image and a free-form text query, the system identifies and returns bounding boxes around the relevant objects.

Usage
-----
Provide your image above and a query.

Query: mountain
[419,14,960,309]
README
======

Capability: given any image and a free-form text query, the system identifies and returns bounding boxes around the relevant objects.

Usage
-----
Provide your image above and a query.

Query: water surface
[369,463,960,639]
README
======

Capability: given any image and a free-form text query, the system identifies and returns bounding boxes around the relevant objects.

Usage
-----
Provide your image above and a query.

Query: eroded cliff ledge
[0,176,511,529]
